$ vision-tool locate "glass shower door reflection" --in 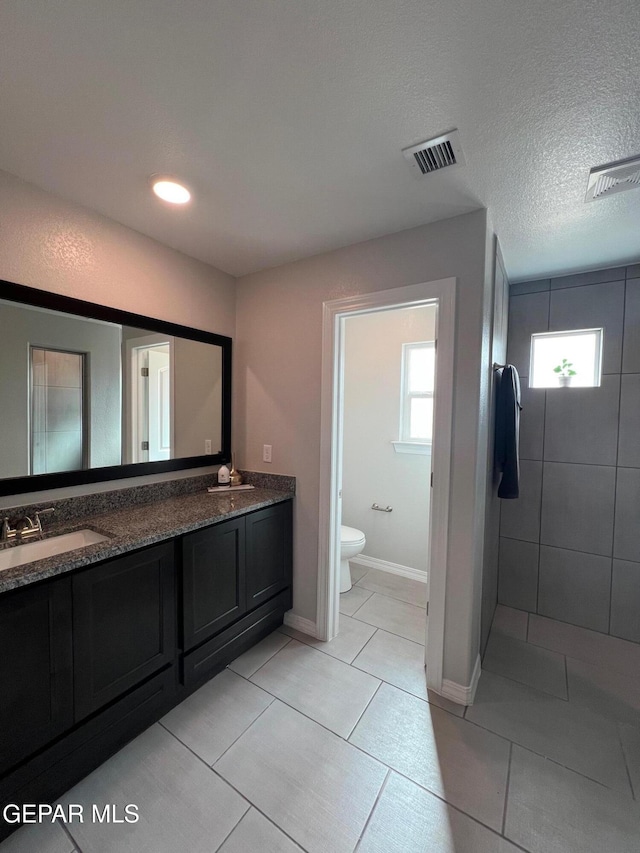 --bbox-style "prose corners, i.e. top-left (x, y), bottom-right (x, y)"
top-left (31, 347), bottom-right (87, 474)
